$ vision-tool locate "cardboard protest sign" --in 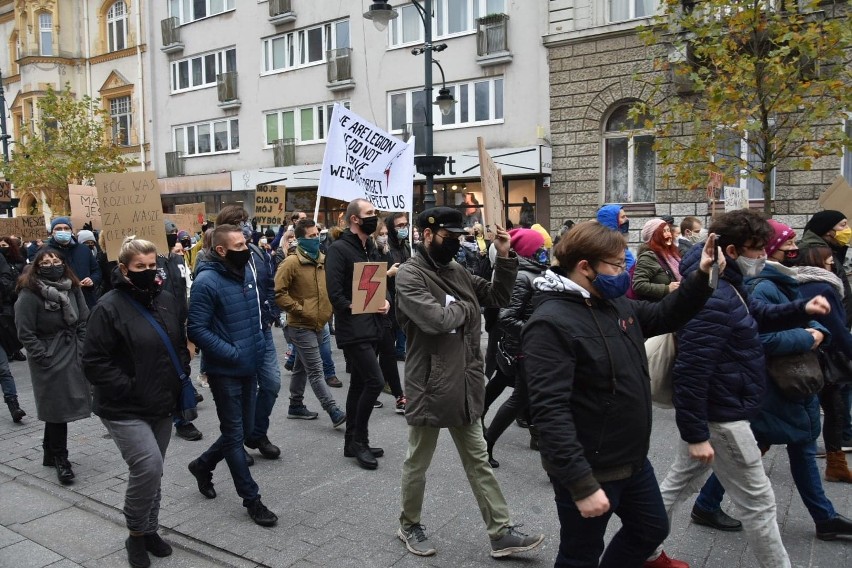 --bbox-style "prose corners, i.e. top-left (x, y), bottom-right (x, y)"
top-left (94, 171), bottom-right (168, 260)
top-left (818, 176), bottom-right (852, 221)
top-left (478, 137), bottom-right (505, 228)
top-left (0, 181), bottom-right (12, 203)
top-left (351, 262), bottom-right (387, 315)
top-left (0, 215), bottom-right (49, 240)
top-left (723, 186), bottom-right (749, 212)
top-left (175, 202), bottom-right (206, 232)
top-left (254, 184), bottom-right (287, 225)
top-left (164, 214), bottom-right (197, 235)
top-left (318, 104), bottom-right (414, 212)
top-left (68, 184), bottom-right (102, 230)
